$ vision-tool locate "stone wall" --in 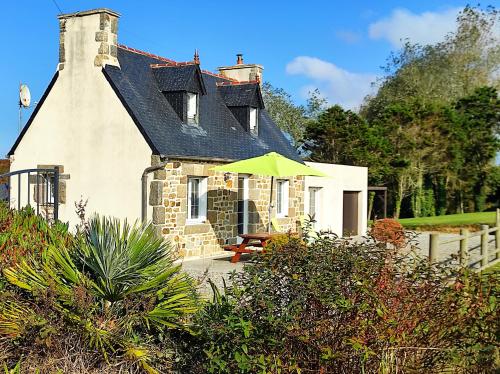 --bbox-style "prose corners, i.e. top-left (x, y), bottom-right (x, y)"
top-left (149, 158), bottom-right (304, 258)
